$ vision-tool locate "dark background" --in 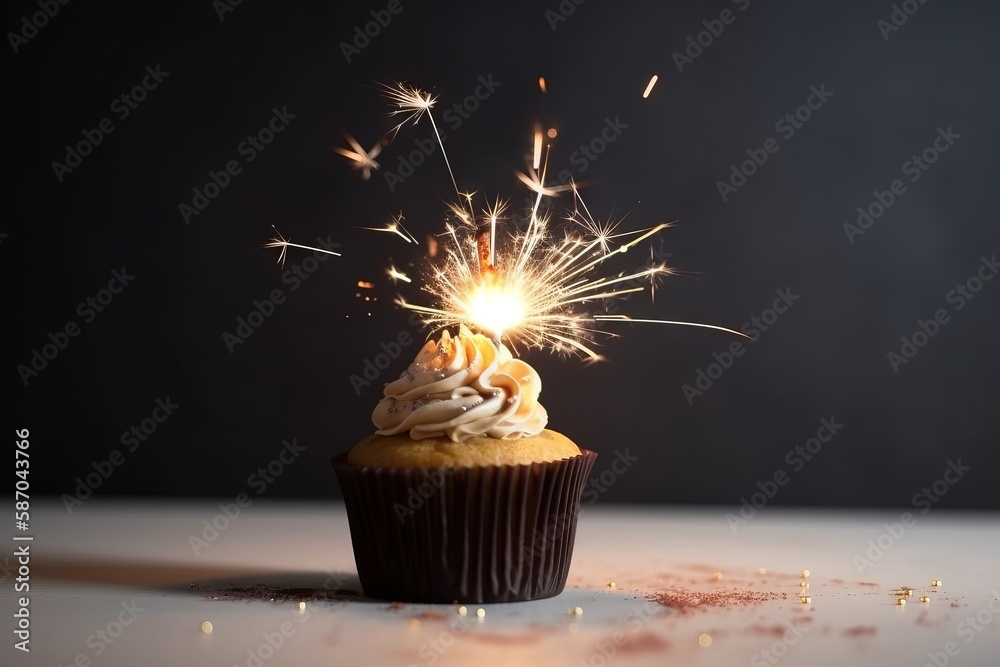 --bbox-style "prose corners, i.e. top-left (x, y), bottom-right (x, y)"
top-left (5, 0), bottom-right (998, 509)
